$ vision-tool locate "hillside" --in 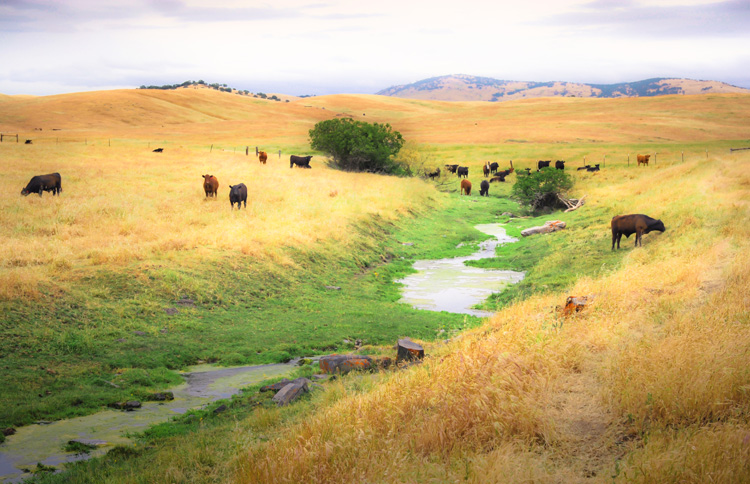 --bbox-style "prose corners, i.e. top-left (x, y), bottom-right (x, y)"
top-left (1, 88), bottom-right (750, 483)
top-left (377, 74), bottom-right (750, 102)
